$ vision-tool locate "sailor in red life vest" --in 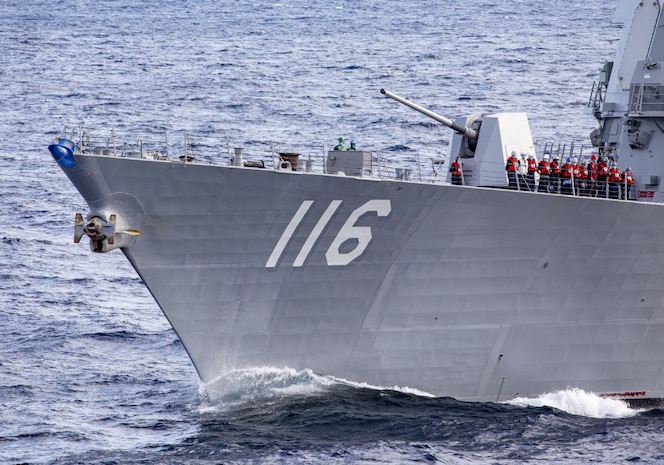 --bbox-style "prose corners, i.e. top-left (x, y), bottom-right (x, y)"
top-left (449, 157), bottom-right (463, 185)
top-left (622, 166), bottom-right (635, 200)
top-left (549, 156), bottom-right (561, 193)
top-left (578, 160), bottom-right (589, 196)
top-left (537, 153), bottom-right (552, 192)
top-left (596, 156), bottom-right (610, 198)
top-left (561, 157), bottom-right (574, 195)
top-left (570, 157), bottom-right (584, 195)
top-left (505, 151), bottom-right (520, 189)
top-left (608, 161), bottom-right (622, 199)
top-left (586, 154), bottom-right (598, 197)
top-left (526, 153), bottom-right (538, 191)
